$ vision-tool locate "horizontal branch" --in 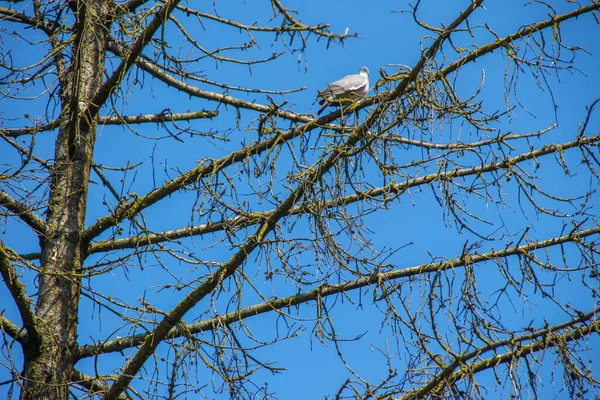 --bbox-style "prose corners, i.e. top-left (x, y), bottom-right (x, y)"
top-left (1, 110), bottom-right (217, 138)
top-left (0, 190), bottom-right (46, 235)
top-left (76, 223), bottom-right (600, 359)
top-left (99, 109), bottom-right (218, 125)
top-left (381, 123), bottom-right (557, 150)
top-left (87, 219), bottom-right (233, 254)
top-left (0, 120), bottom-right (60, 138)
